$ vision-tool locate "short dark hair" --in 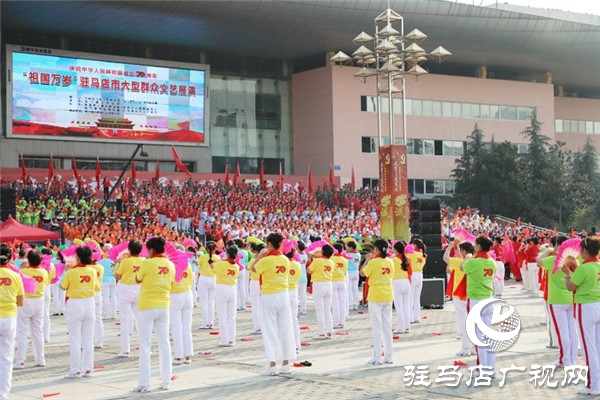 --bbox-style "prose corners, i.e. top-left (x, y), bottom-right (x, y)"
top-left (146, 237), bottom-right (166, 254)
top-left (266, 232), bottom-right (284, 250)
top-left (458, 242), bottom-right (475, 254)
top-left (128, 240), bottom-right (143, 256)
top-left (346, 241), bottom-right (356, 250)
top-left (27, 250), bottom-right (43, 267)
top-left (321, 244), bottom-right (334, 258)
top-left (297, 241), bottom-right (306, 251)
top-left (475, 235), bottom-right (494, 252)
top-left (581, 236), bottom-right (600, 257)
top-left (333, 243), bottom-right (344, 253)
top-left (0, 244), bottom-right (12, 265)
top-left (76, 246), bottom-right (93, 265)
top-left (226, 245), bottom-right (238, 261)
top-left (374, 239), bottom-right (389, 258)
